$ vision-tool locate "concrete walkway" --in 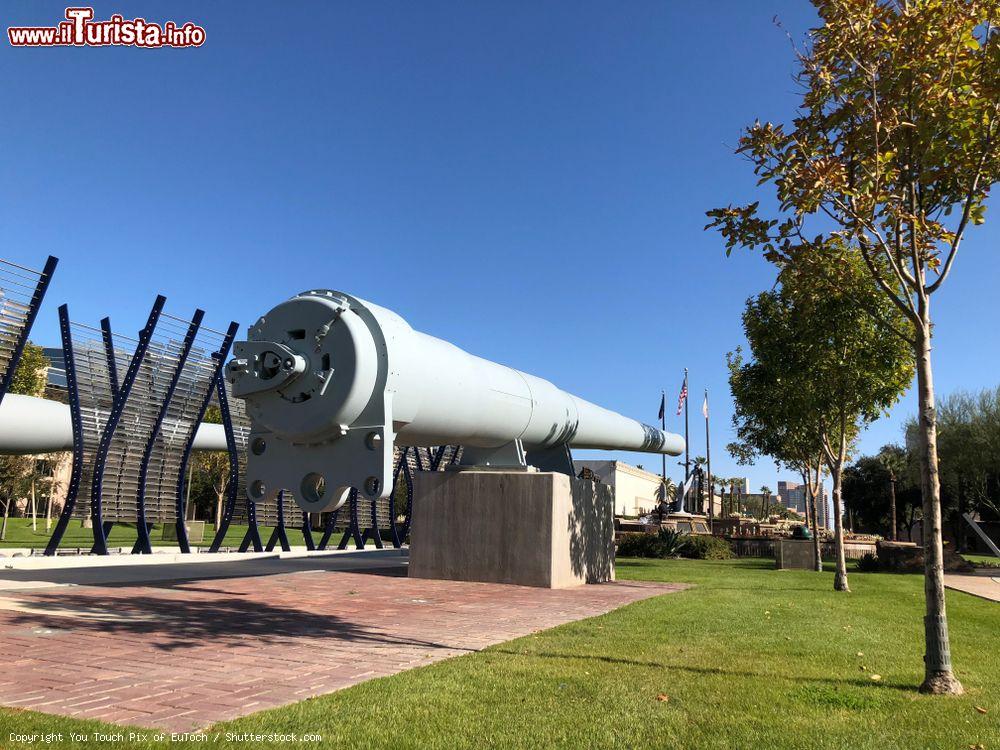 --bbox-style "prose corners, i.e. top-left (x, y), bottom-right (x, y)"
top-left (944, 572), bottom-right (1000, 602)
top-left (0, 550), bottom-right (686, 731)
